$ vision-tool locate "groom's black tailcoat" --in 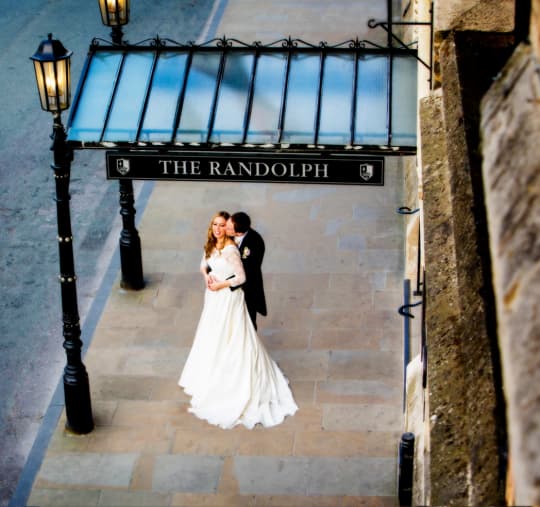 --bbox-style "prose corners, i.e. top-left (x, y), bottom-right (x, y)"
top-left (235, 228), bottom-right (267, 322)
